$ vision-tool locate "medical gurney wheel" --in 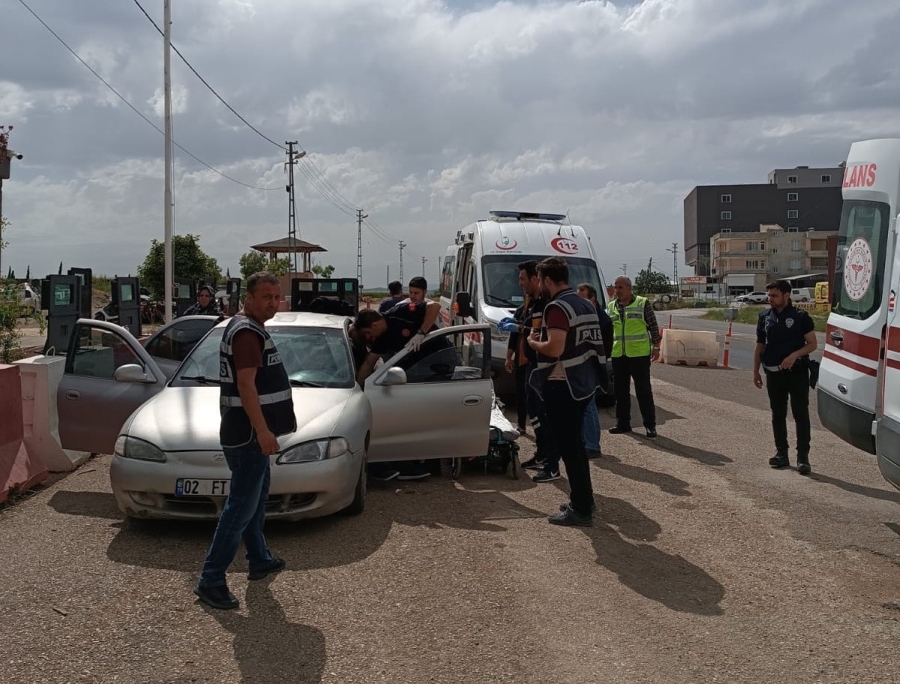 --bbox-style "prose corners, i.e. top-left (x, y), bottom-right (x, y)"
top-left (441, 458), bottom-right (464, 480)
